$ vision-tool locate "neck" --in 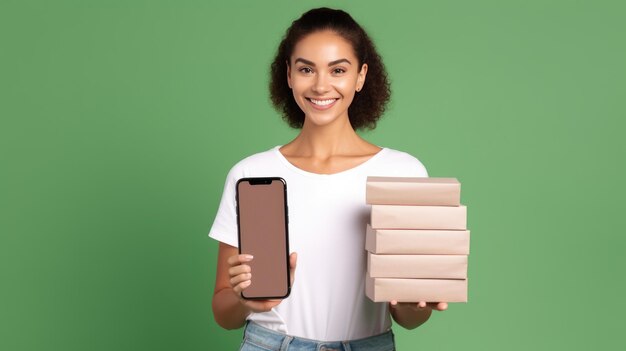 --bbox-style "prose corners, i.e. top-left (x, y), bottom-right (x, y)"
top-left (287, 116), bottom-right (364, 158)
